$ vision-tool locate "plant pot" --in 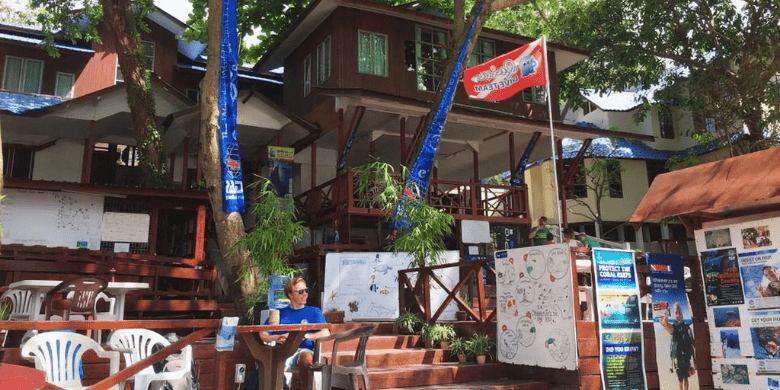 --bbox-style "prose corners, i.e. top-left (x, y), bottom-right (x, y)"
top-left (455, 311), bottom-right (469, 321)
top-left (457, 353), bottom-right (467, 364)
top-left (324, 310), bottom-right (345, 323)
top-left (476, 355), bottom-right (486, 364)
top-left (440, 341), bottom-right (449, 349)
